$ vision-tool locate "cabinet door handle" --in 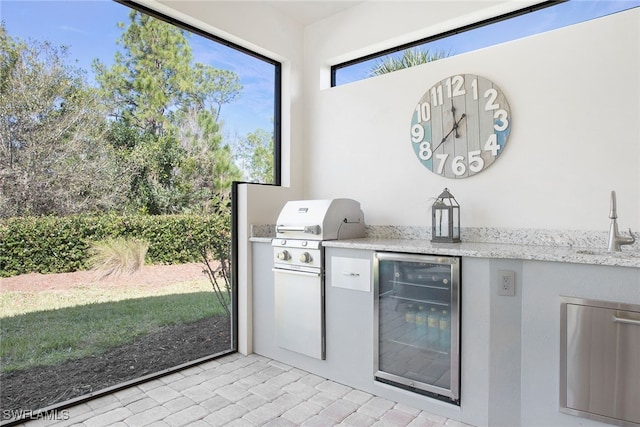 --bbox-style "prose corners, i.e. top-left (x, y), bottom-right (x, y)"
top-left (343, 272), bottom-right (360, 277)
top-left (613, 315), bottom-right (640, 326)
